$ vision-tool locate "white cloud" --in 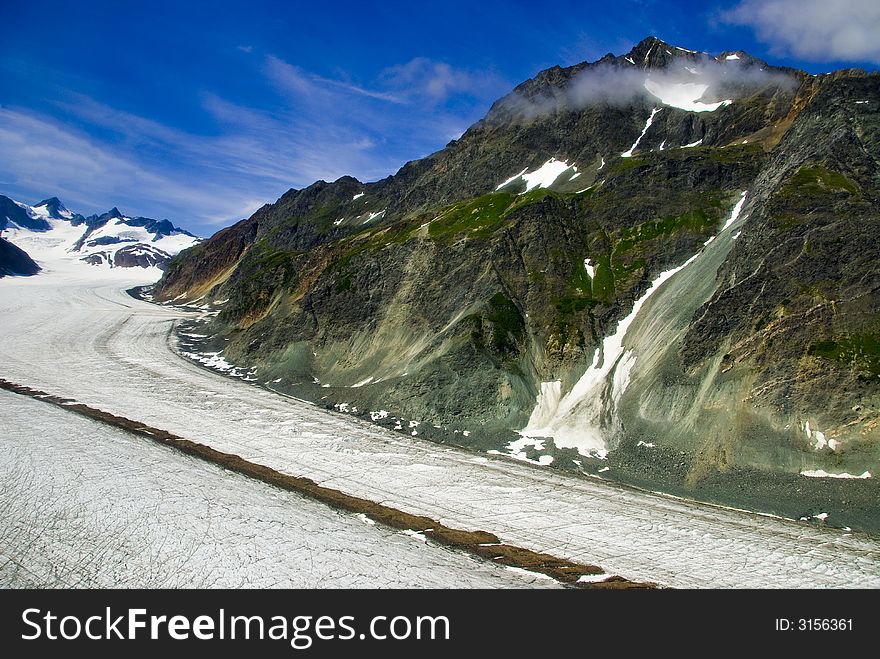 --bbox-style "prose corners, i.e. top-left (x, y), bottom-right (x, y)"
top-left (493, 58), bottom-right (795, 121)
top-left (264, 55), bottom-right (404, 104)
top-left (722, 0), bottom-right (880, 64)
top-left (1, 54), bottom-right (510, 236)
top-left (380, 57), bottom-right (509, 105)
top-left (0, 108), bottom-right (231, 218)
